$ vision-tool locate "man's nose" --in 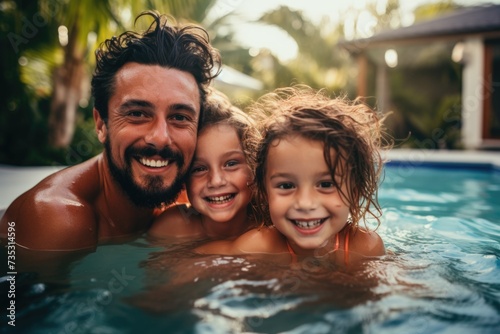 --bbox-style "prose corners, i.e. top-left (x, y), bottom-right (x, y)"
top-left (145, 118), bottom-right (172, 148)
